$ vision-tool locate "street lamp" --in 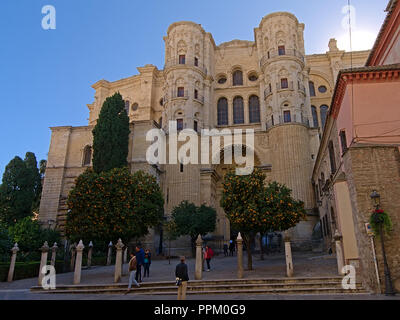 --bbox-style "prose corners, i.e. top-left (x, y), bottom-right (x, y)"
top-left (370, 190), bottom-right (396, 296)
